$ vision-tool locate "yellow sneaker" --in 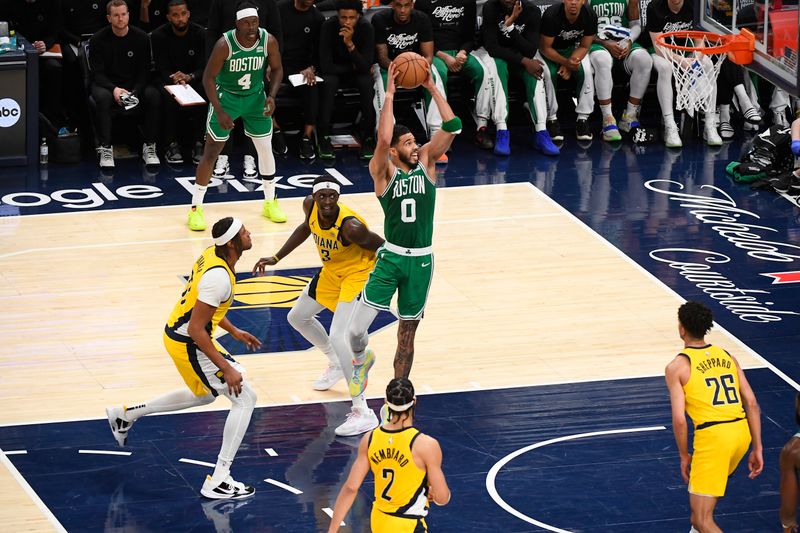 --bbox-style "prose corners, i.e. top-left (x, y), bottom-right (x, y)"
top-left (188, 206), bottom-right (206, 231)
top-left (262, 198), bottom-right (287, 223)
top-left (349, 348), bottom-right (375, 397)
